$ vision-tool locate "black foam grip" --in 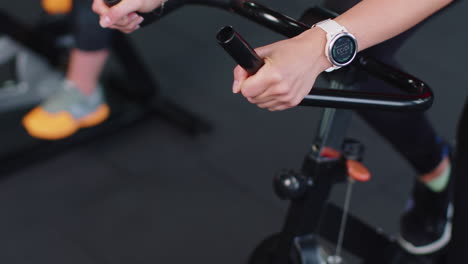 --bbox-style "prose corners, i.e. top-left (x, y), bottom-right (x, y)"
top-left (216, 26), bottom-right (264, 75)
top-left (103, 0), bottom-right (121, 6)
